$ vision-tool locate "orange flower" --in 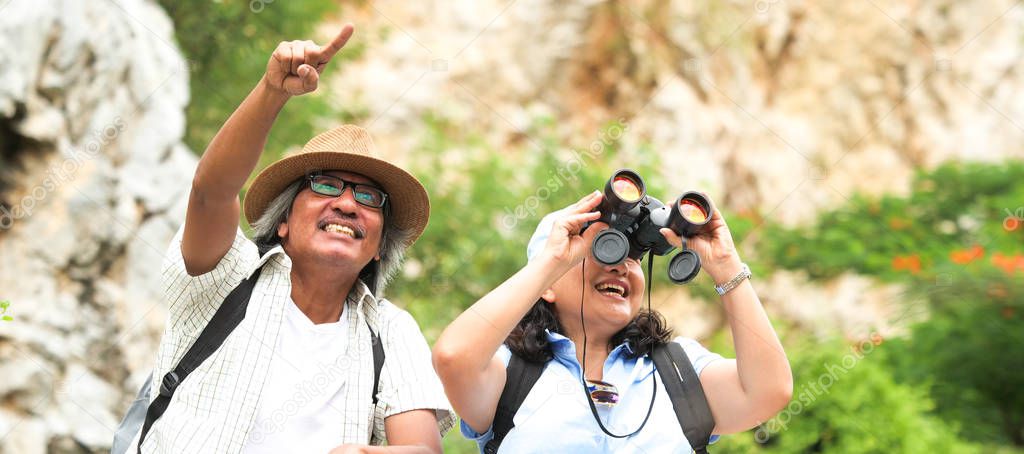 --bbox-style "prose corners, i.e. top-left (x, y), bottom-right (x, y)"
top-left (991, 253), bottom-right (1024, 274)
top-left (892, 255), bottom-right (922, 274)
top-left (950, 245), bottom-right (985, 265)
